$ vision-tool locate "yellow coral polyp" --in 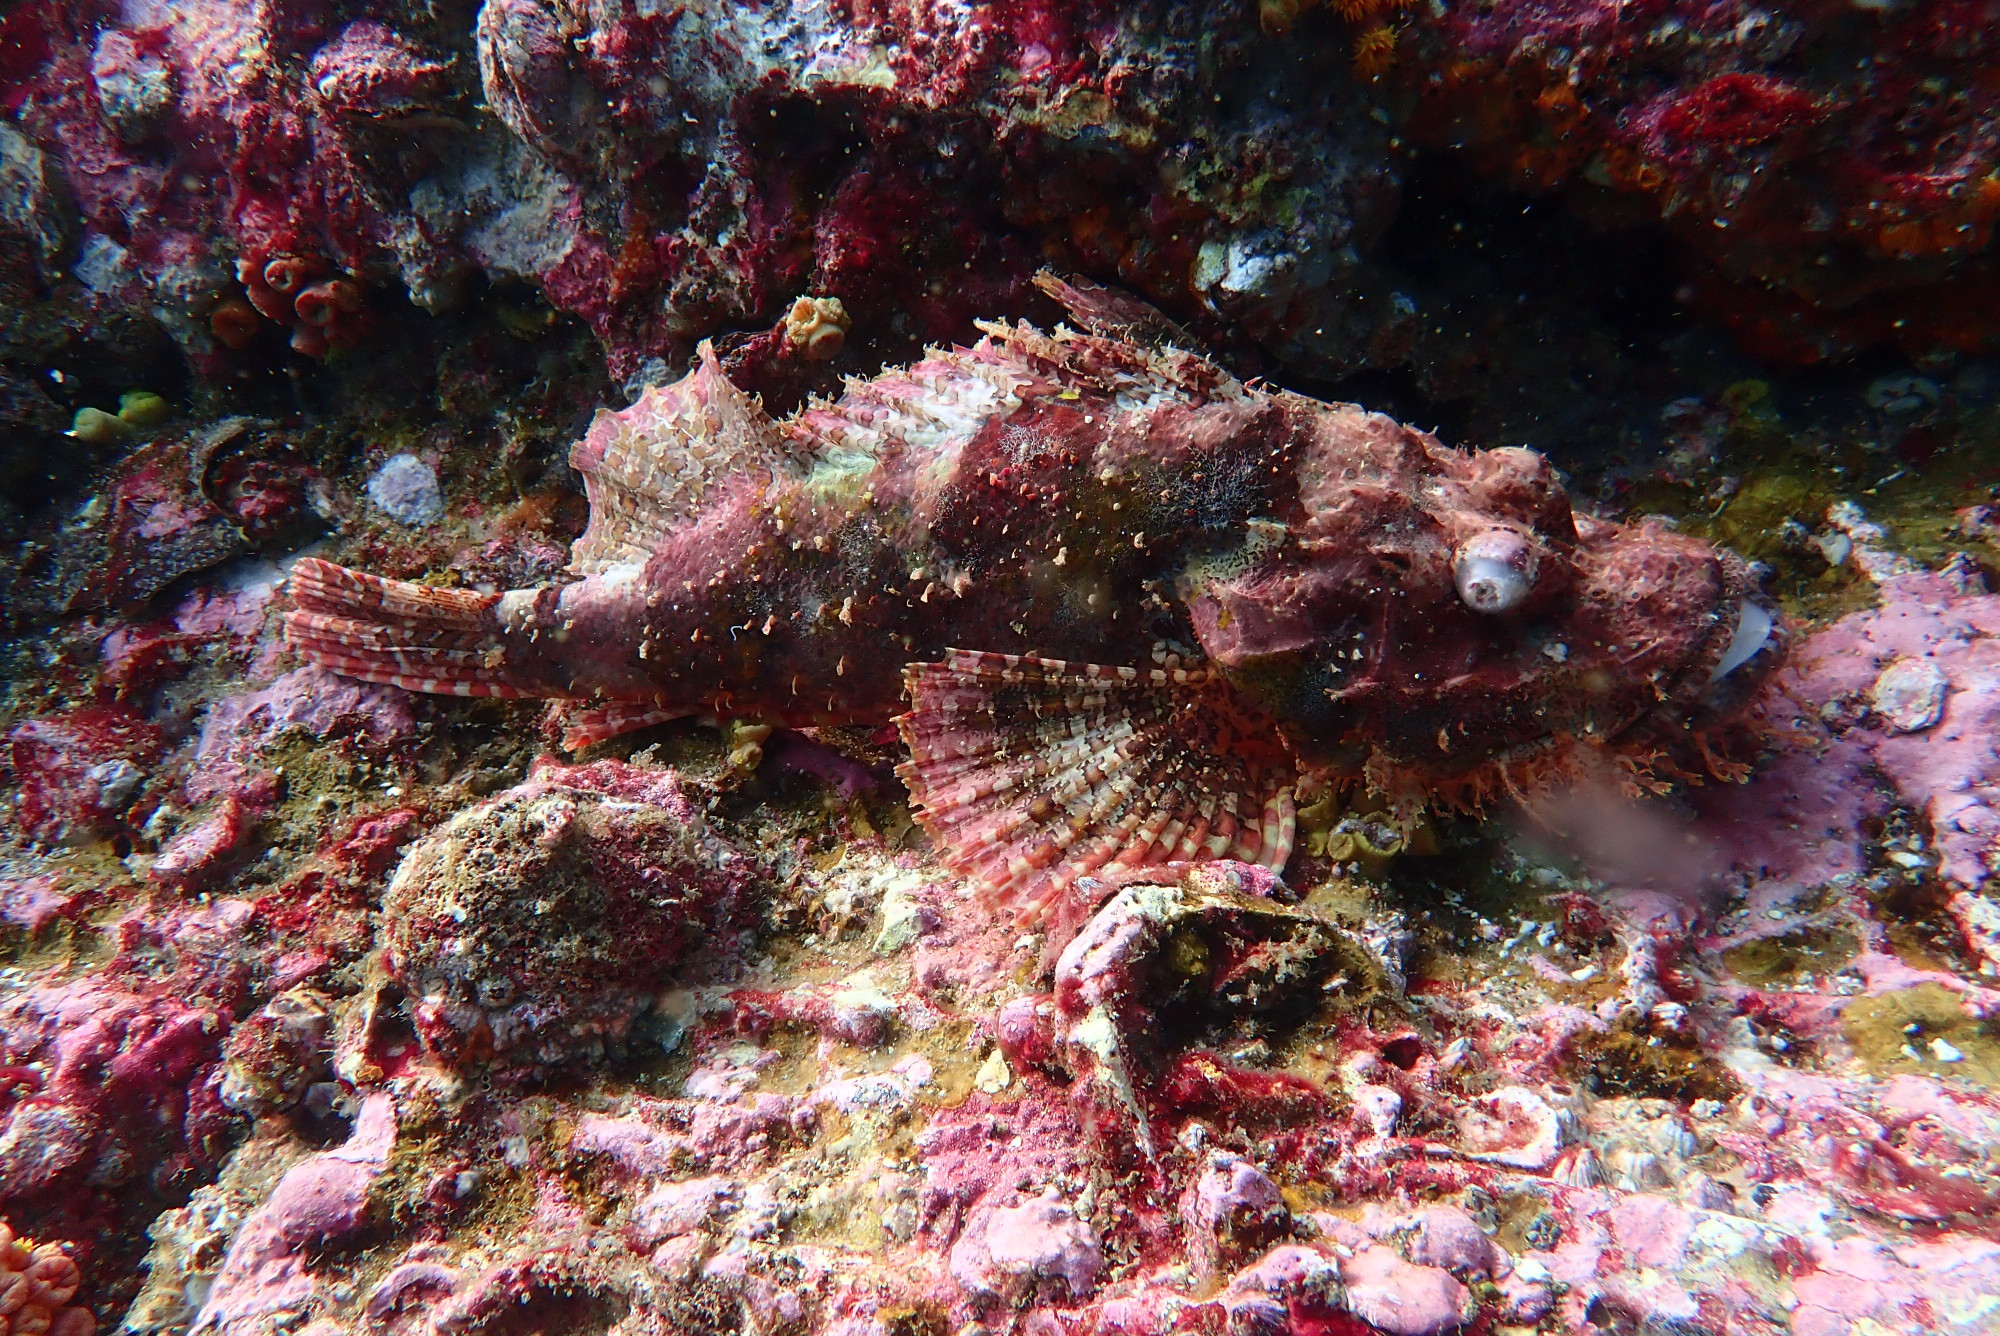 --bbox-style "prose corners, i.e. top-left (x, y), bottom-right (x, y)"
top-left (783, 295), bottom-right (851, 361)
